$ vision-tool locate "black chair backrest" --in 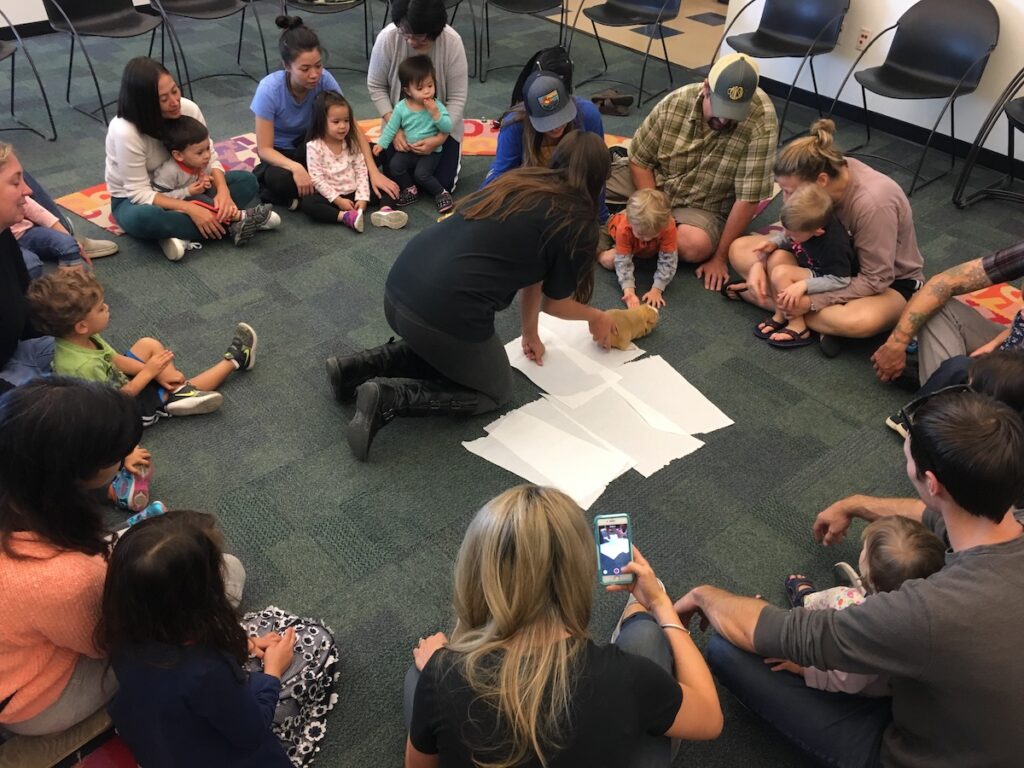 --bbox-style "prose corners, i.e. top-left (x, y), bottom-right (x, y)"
top-left (888, 0), bottom-right (999, 85)
top-left (43, 0), bottom-right (137, 26)
top-left (509, 45), bottom-right (573, 108)
top-left (758, 0), bottom-right (849, 44)
top-left (607, 0), bottom-right (682, 18)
